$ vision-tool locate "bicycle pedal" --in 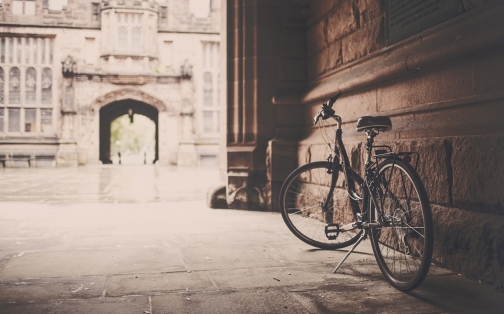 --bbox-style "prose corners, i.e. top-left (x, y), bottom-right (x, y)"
top-left (325, 223), bottom-right (340, 240)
